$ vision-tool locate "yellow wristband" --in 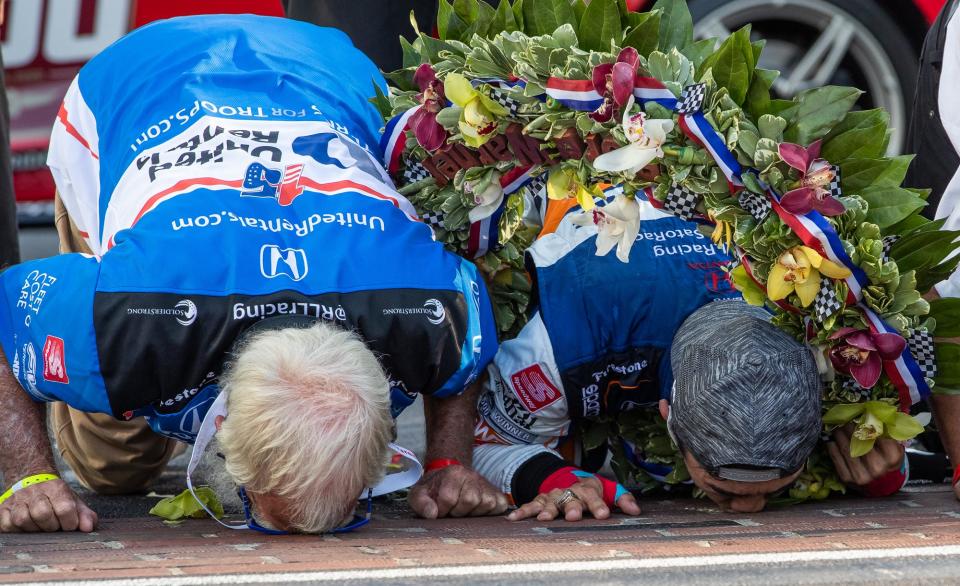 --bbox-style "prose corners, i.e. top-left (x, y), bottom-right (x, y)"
top-left (0, 473), bottom-right (59, 506)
